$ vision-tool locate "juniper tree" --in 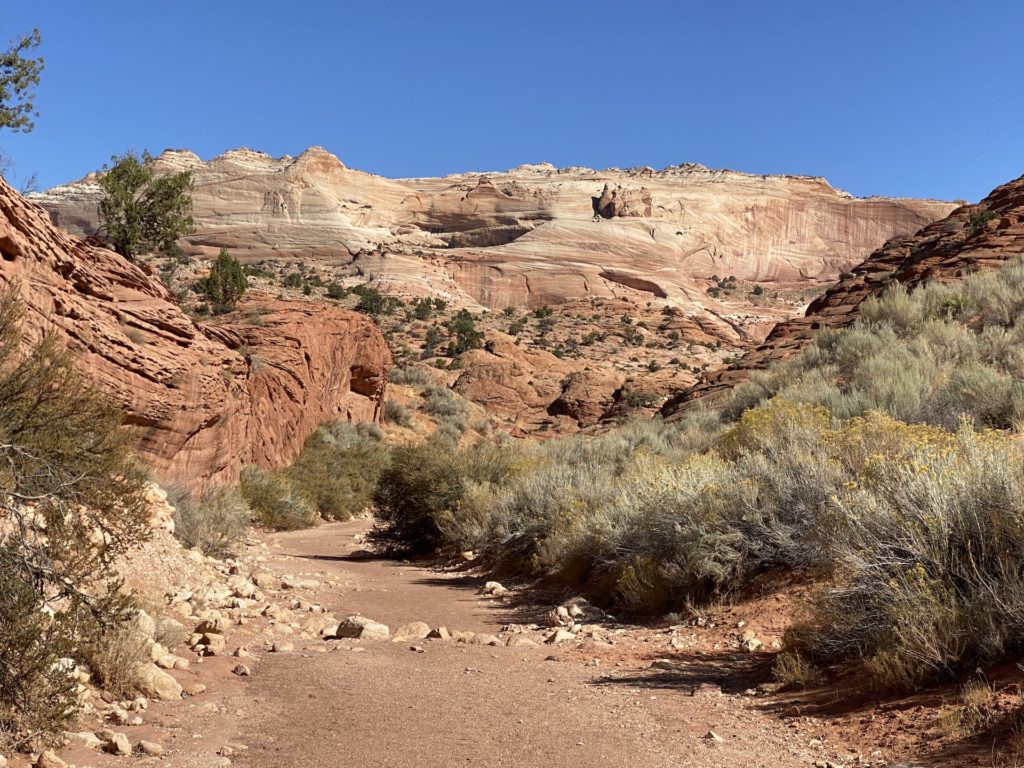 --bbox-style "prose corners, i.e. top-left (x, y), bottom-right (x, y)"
top-left (98, 151), bottom-right (194, 260)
